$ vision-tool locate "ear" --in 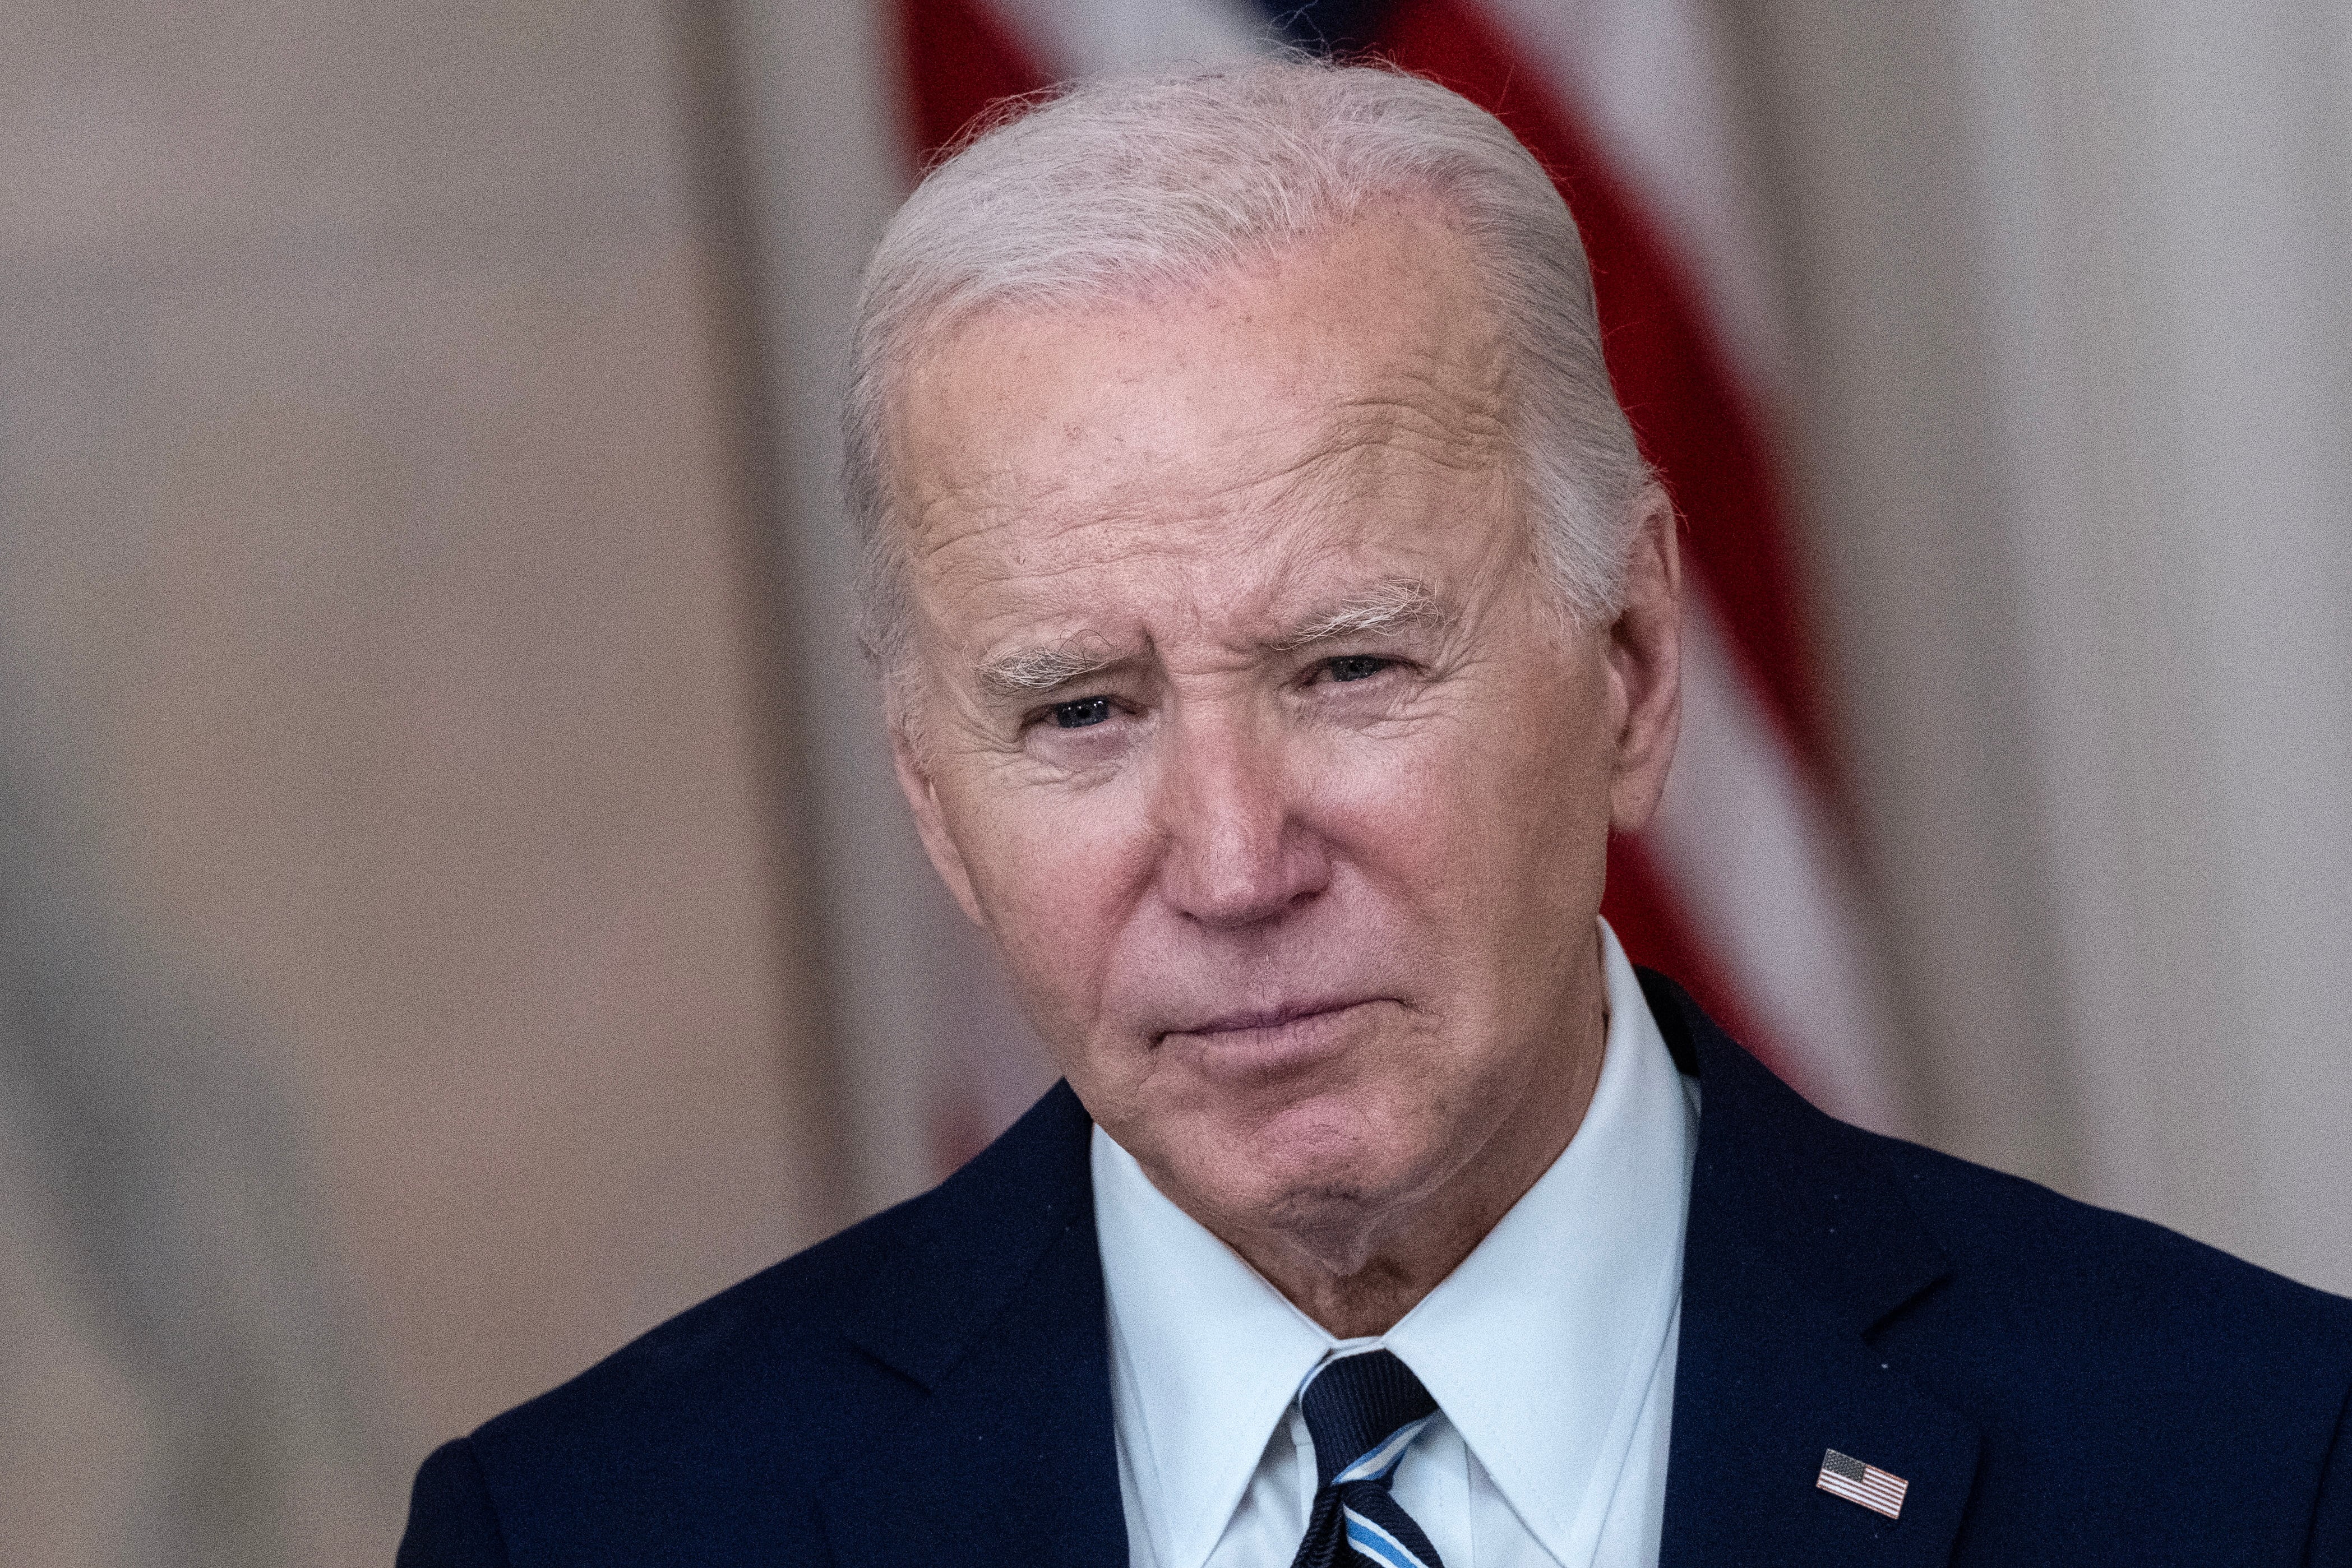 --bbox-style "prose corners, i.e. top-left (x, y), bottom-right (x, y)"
top-left (1605, 483), bottom-right (1684, 834)
top-left (888, 700), bottom-right (990, 929)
